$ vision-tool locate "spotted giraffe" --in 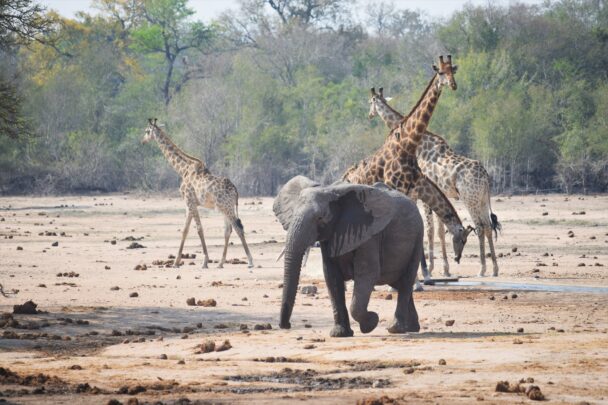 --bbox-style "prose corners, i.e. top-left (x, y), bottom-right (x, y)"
top-left (368, 87), bottom-right (501, 276)
top-left (142, 118), bottom-right (254, 269)
top-left (343, 56), bottom-right (473, 284)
